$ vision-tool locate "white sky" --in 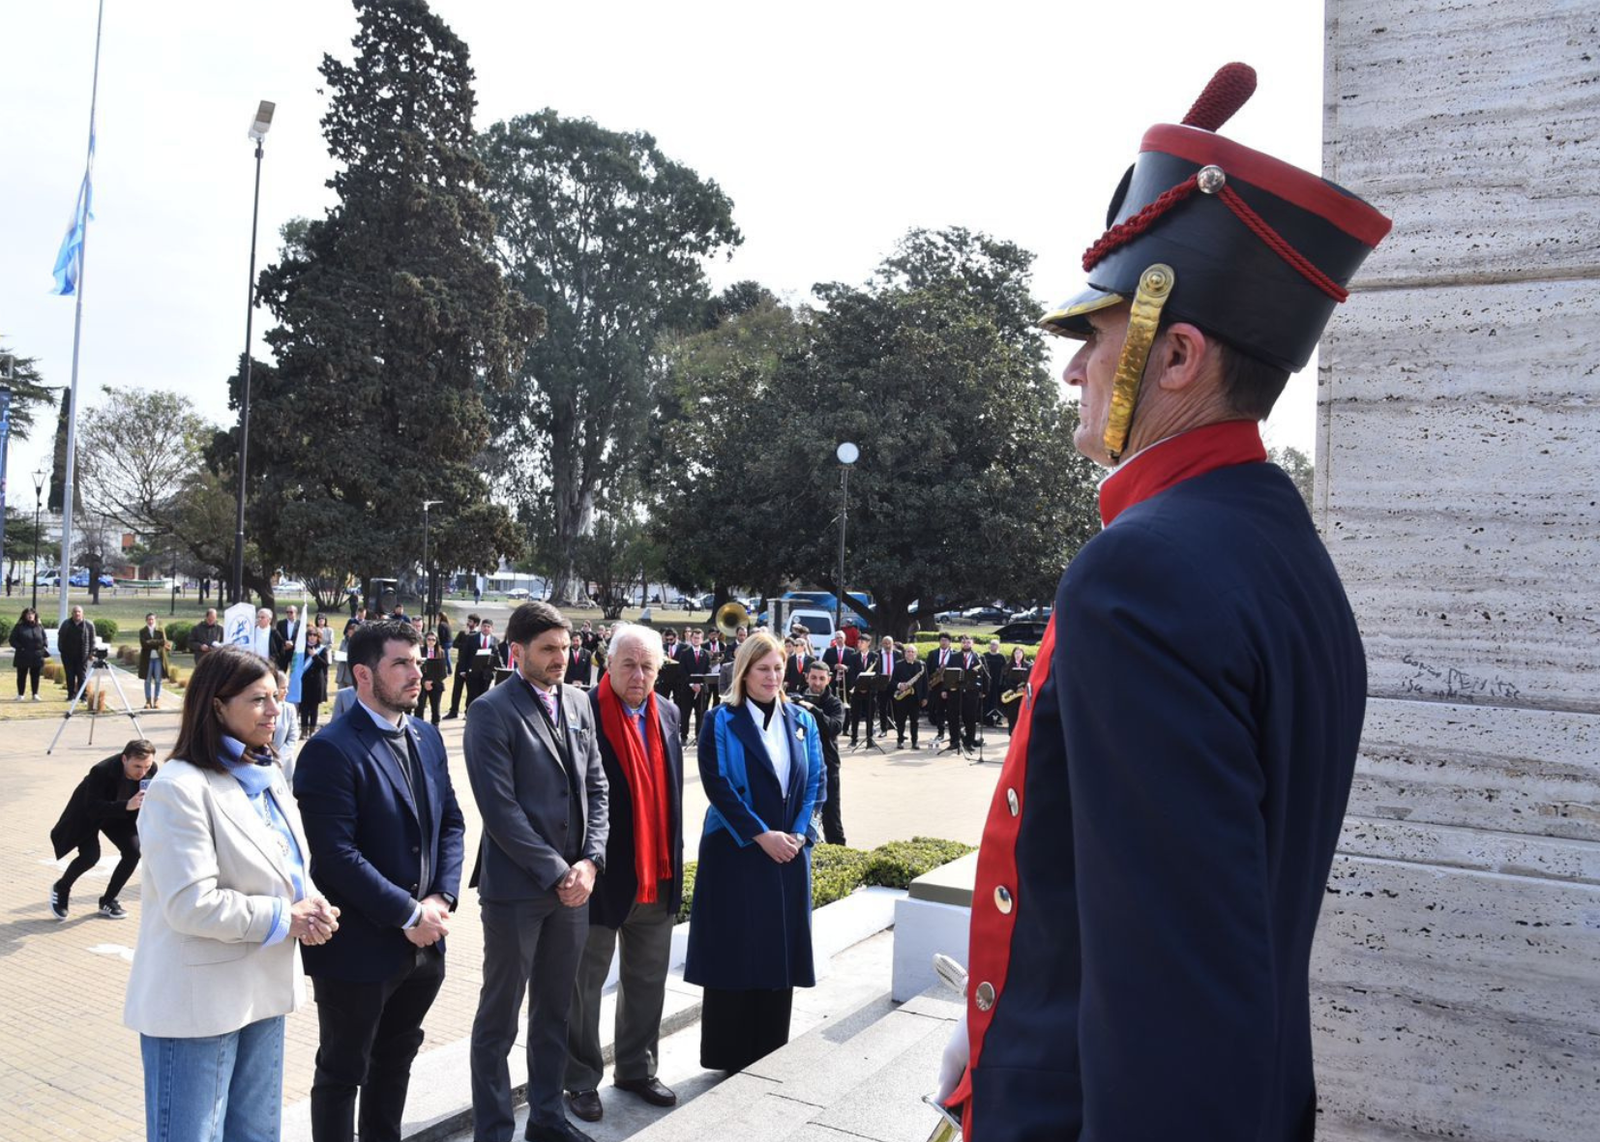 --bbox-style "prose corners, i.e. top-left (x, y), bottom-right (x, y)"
top-left (1, 0), bottom-right (1327, 504)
